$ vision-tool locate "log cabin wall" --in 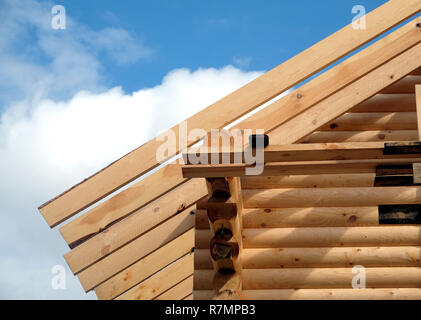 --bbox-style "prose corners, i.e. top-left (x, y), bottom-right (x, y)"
top-left (194, 74), bottom-right (421, 299)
